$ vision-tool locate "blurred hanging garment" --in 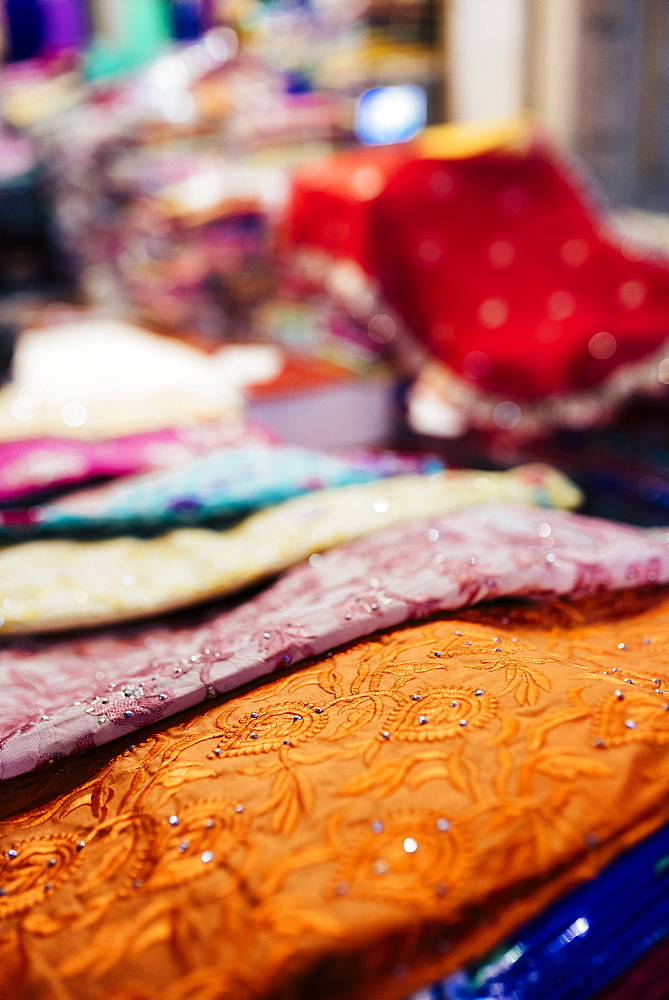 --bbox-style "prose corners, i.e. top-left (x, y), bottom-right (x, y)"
top-left (287, 120), bottom-right (669, 438)
top-left (3, 585), bottom-right (669, 1000)
top-left (83, 0), bottom-right (172, 80)
top-left (170, 0), bottom-right (213, 41)
top-left (37, 0), bottom-right (89, 56)
top-left (5, 498), bottom-right (669, 779)
top-left (5, 0), bottom-right (43, 61)
top-left (0, 464), bottom-right (581, 634)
